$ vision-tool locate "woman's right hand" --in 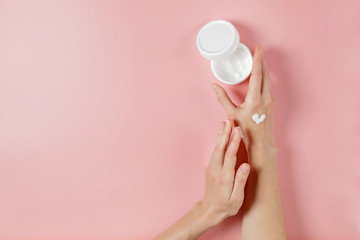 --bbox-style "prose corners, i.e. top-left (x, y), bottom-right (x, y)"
top-left (155, 120), bottom-right (250, 240)
top-left (211, 45), bottom-right (276, 154)
top-left (199, 120), bottom-right (250, 225)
